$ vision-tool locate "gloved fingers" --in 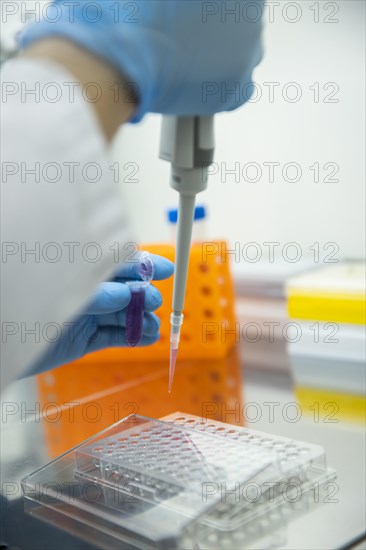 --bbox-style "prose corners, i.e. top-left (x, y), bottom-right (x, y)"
top-left (84, 281), bottom-right (162, 316)
top-left (84, 282), bottom-right (131, 314)
top-left (87, 327), bottom-right (160, 353)
top-left (96, 311), bottom-right (161, 337)
top-left (113, 253), bottom-right (174, 281)
top-left (143, 285), bottom-right (162, 312)
top-left (142, 312), bottom-right (161, 336)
